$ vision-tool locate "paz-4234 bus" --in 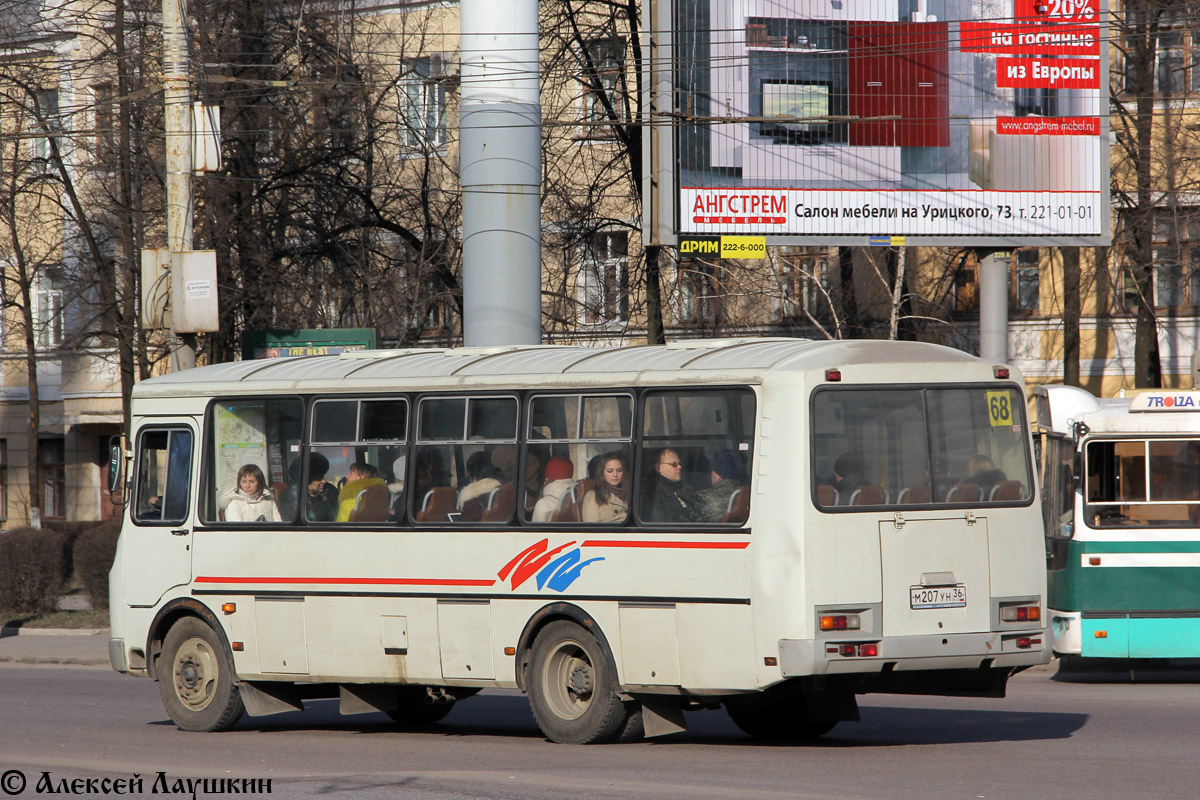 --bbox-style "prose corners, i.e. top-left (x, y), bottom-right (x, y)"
top-left (108, 339), bottom-right (1049, 743)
